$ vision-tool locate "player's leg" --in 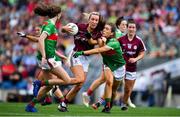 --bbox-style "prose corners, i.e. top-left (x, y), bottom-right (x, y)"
top-left (82, 71), bottom-right (106, 107)
top-left (65, 65), bottom-right (86, 102)
top-left (33, 58), bottom-right (83, 97)
top-left (111, 79), bottom-right (123, 108)
top-left (101, 69), bottom-right (114, 113)
top-left (33, 65), bottom-right (82, 97)
top-left (111, 65), bottom-right (126, 109)
top-left (26, 70), bottom-right (54, 112)
top-left (39, 72), bottom-right (55, 106)
top-left (64, 55), bottom-right (90, 106)
top-left (122, 79), bottom-right (135, 110)
top-left (113, 79), bottom-right (124, 106)
top-left (25, 86), bottom-right (52, 112)
top-left (54, 87), bottom-right (68, 112)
